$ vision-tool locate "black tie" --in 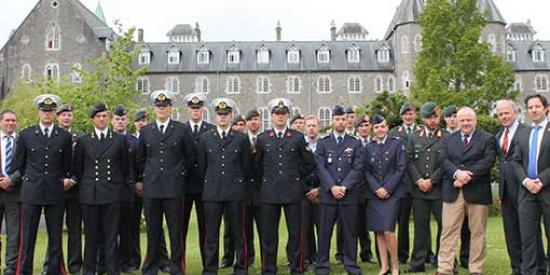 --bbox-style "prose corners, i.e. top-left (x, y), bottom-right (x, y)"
top-left (463, 134), bottom-right (470, 146)
top-left (222, 131), bottom-right (227, 139)
top-left (193, 124), bottom-right (198, 134)
top-left (277, 132), bottom-right (283, 139)
top-left (428, 132), bottom-right (433, 138)
top-left (100, 133), bottom-right (105, 141)
top-left (160, 125), bottom-right (165, 134)
top-left (251, 136), bottom-right (257, 147)
top-left (44, 127), bottom-right (49, 138)
top-left (337, 136), bottom-right (343, 144)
